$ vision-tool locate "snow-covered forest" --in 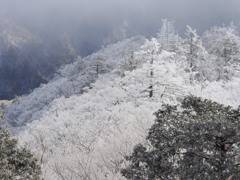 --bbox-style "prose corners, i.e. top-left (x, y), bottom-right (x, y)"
top-left (1, 20), bottom-right (240, 179)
